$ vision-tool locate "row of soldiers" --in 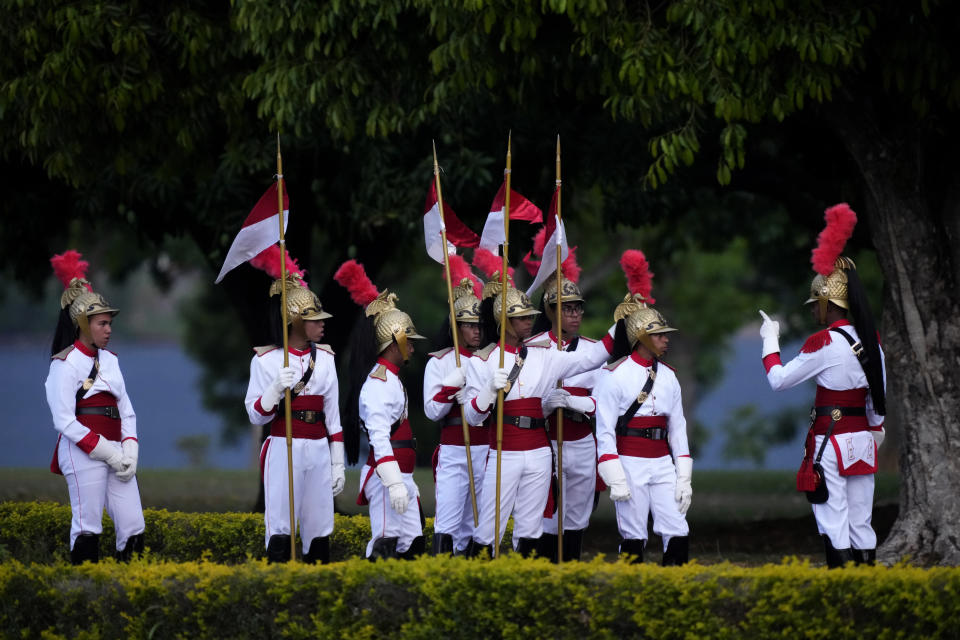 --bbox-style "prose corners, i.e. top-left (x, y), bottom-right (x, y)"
top-left (44, 203), bottom-right (886, 568)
